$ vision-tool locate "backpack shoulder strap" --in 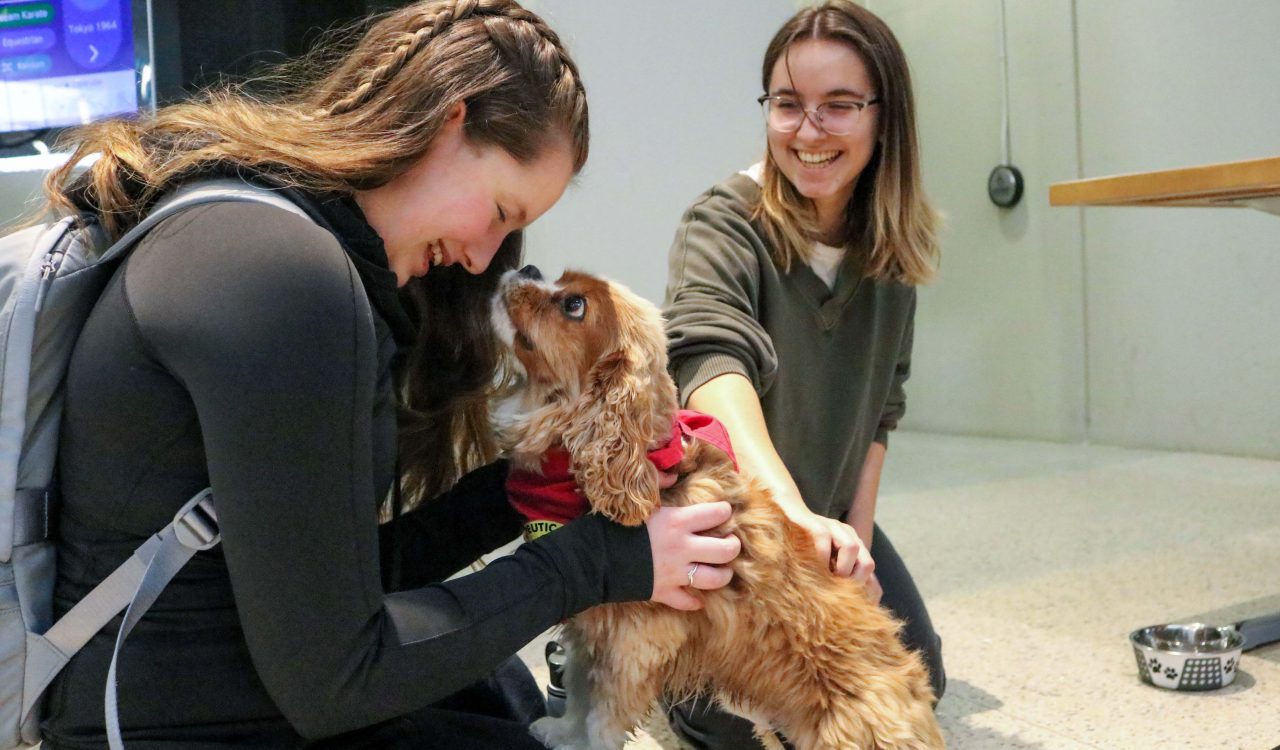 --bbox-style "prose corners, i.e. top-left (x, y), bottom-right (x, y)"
top-left (99, 179), bottom-right (312, 265)
top-left (20, 181), bottom-right (314, 747)
top-left (104, 492), bottom-right (219, 750)
top-left (21, 492), bottom-right (219, 740)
